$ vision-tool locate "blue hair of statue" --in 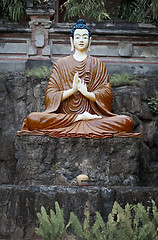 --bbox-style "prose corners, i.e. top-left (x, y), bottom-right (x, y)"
top-left (71, 19), bottom-right (91, 39)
